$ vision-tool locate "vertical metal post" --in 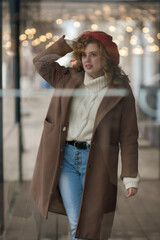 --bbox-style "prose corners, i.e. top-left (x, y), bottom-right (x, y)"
top-left (0, 0), bottom-right (4, 235)
top-left (9, 0), bottom-right (23, 182)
